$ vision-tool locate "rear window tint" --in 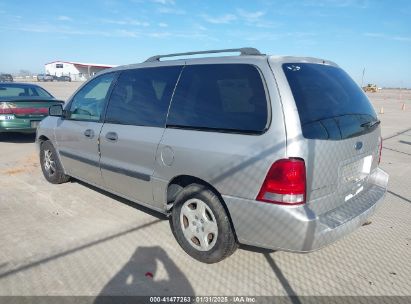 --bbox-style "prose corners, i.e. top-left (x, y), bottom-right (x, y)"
top-left (105, 66), bottom-right (182, 127)
top-left (167, 64), bottom-right (268, 134)
top-left (0, 85), bottom-right (52, 98)
top-left (283, 63), bottom-right (378, 140)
